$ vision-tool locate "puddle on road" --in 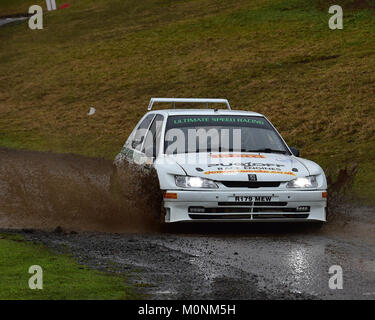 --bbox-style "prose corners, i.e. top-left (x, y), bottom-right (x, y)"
top-left (0, 148), bottom-right (162, 233)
